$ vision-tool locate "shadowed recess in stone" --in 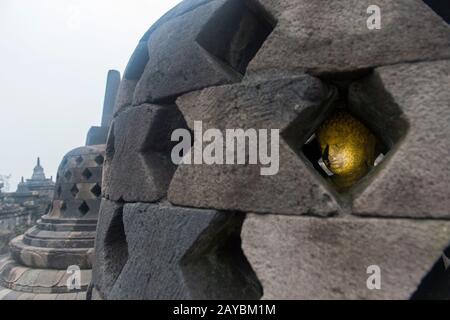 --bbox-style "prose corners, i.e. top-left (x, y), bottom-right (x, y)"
top-left (78, 201), bottom-right (90, 216)
top-left (104, 204), bottom-right (262, 299)
top-left (180, 212), bottom-right (262, 300)
top-left (70, 184), bottom-right (79, 198)
top-left (105, 123), bottom-right (115, 162)
top-left (103, 205), bottom-right (128, 295)
top-left (423, 0), bottom-right (450, 24)
top-left (90, 184), bottom-right (102, 198)
top-left (285, 71), bottom-right (408, 198)
top-left (103, 105), bottom-right (190, 203)
top-left (95, 155), bottom-right (105, 166)
top-left (56, 185), bottom-right (62, 198)
top-left (127, 0), bottom-right (278, 106)
top-left (411, 244), bottom-right (450, 300)
top-left (196, 0), bottom-right (275, 75)
top-left (139, 106), bottom-right (189, 191)
top-left (82, 168), bottom-right (93, 180)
